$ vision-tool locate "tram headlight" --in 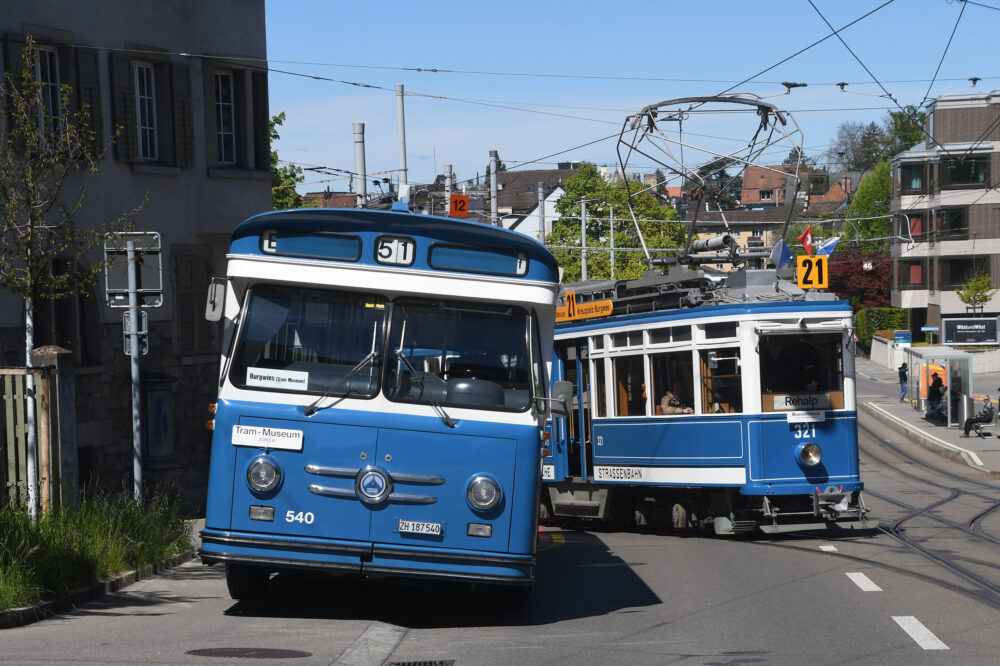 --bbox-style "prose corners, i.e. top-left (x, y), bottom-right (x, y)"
top-left (247, 456), bottom-right (282, 493)
top-left (466, 475), bottom-right (502, 511)
top-left (797, 442), bottom-right (823, 467)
